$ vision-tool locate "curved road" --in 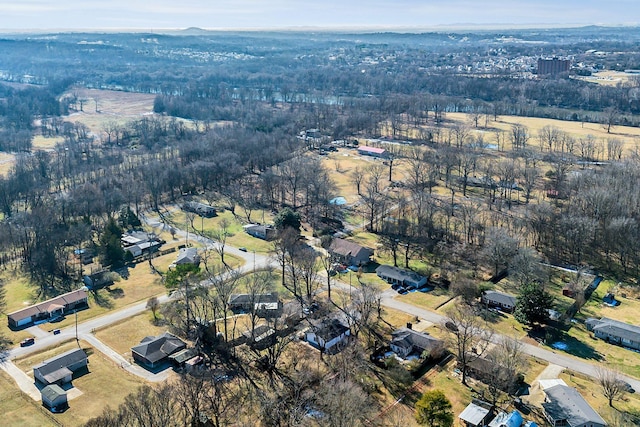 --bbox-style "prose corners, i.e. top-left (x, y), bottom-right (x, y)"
top-left (3, 207), bottom-right (639, 400)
